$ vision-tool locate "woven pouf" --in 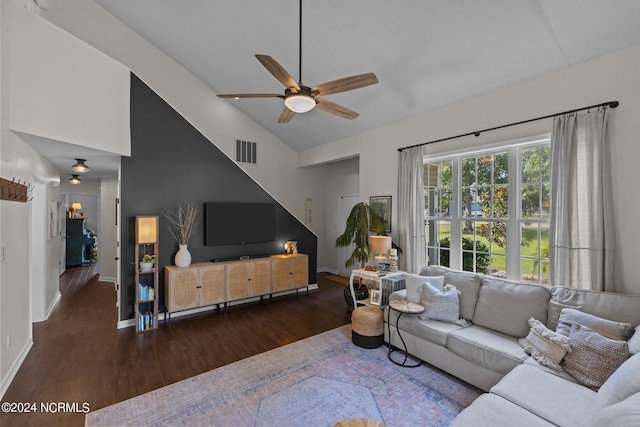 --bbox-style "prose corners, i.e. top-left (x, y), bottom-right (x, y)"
top-left (351, 306), bottom-right (384, 349)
